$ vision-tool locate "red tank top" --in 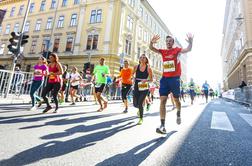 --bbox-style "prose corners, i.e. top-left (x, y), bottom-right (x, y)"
top-left (48, 63), bottom-right (61, 83)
